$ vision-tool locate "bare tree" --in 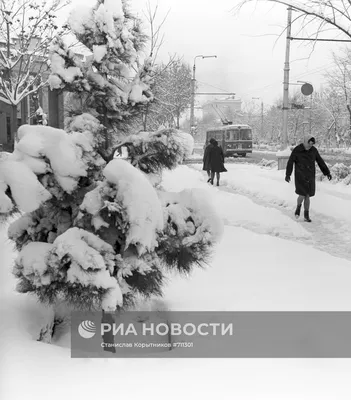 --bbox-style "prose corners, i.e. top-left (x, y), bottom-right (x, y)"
top-left (322, 49), bottom-right (351, 144)
top-left (236, 1), bottom-right (351, 41)
top-left (0, 0), bottom-right (69, 143)
top-left (317, 86), bottom-right (349, 147)
top-left (143, 0), bottom-right (170, 64)
top-left (144, 58), bottom-right (192, 130)
top-left (138, 1), bottom-right (182, 131)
